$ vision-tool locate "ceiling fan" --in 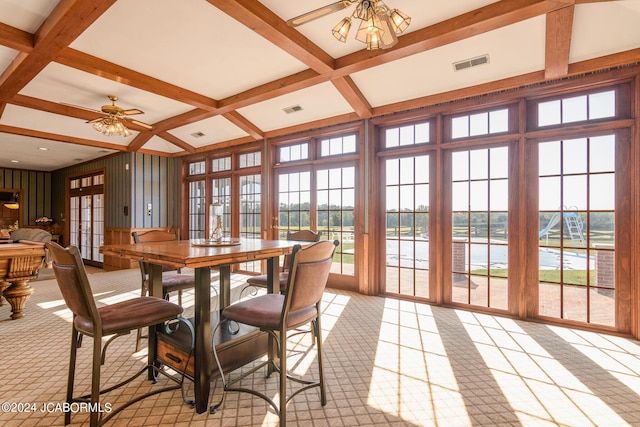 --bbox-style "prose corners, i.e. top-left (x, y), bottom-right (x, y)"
top-left (287, 0), bottom-right (411, 50)
top-left (286, 1), bottom-right (356, 27)
top-left (63, 95), bottom-right (154, 136)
